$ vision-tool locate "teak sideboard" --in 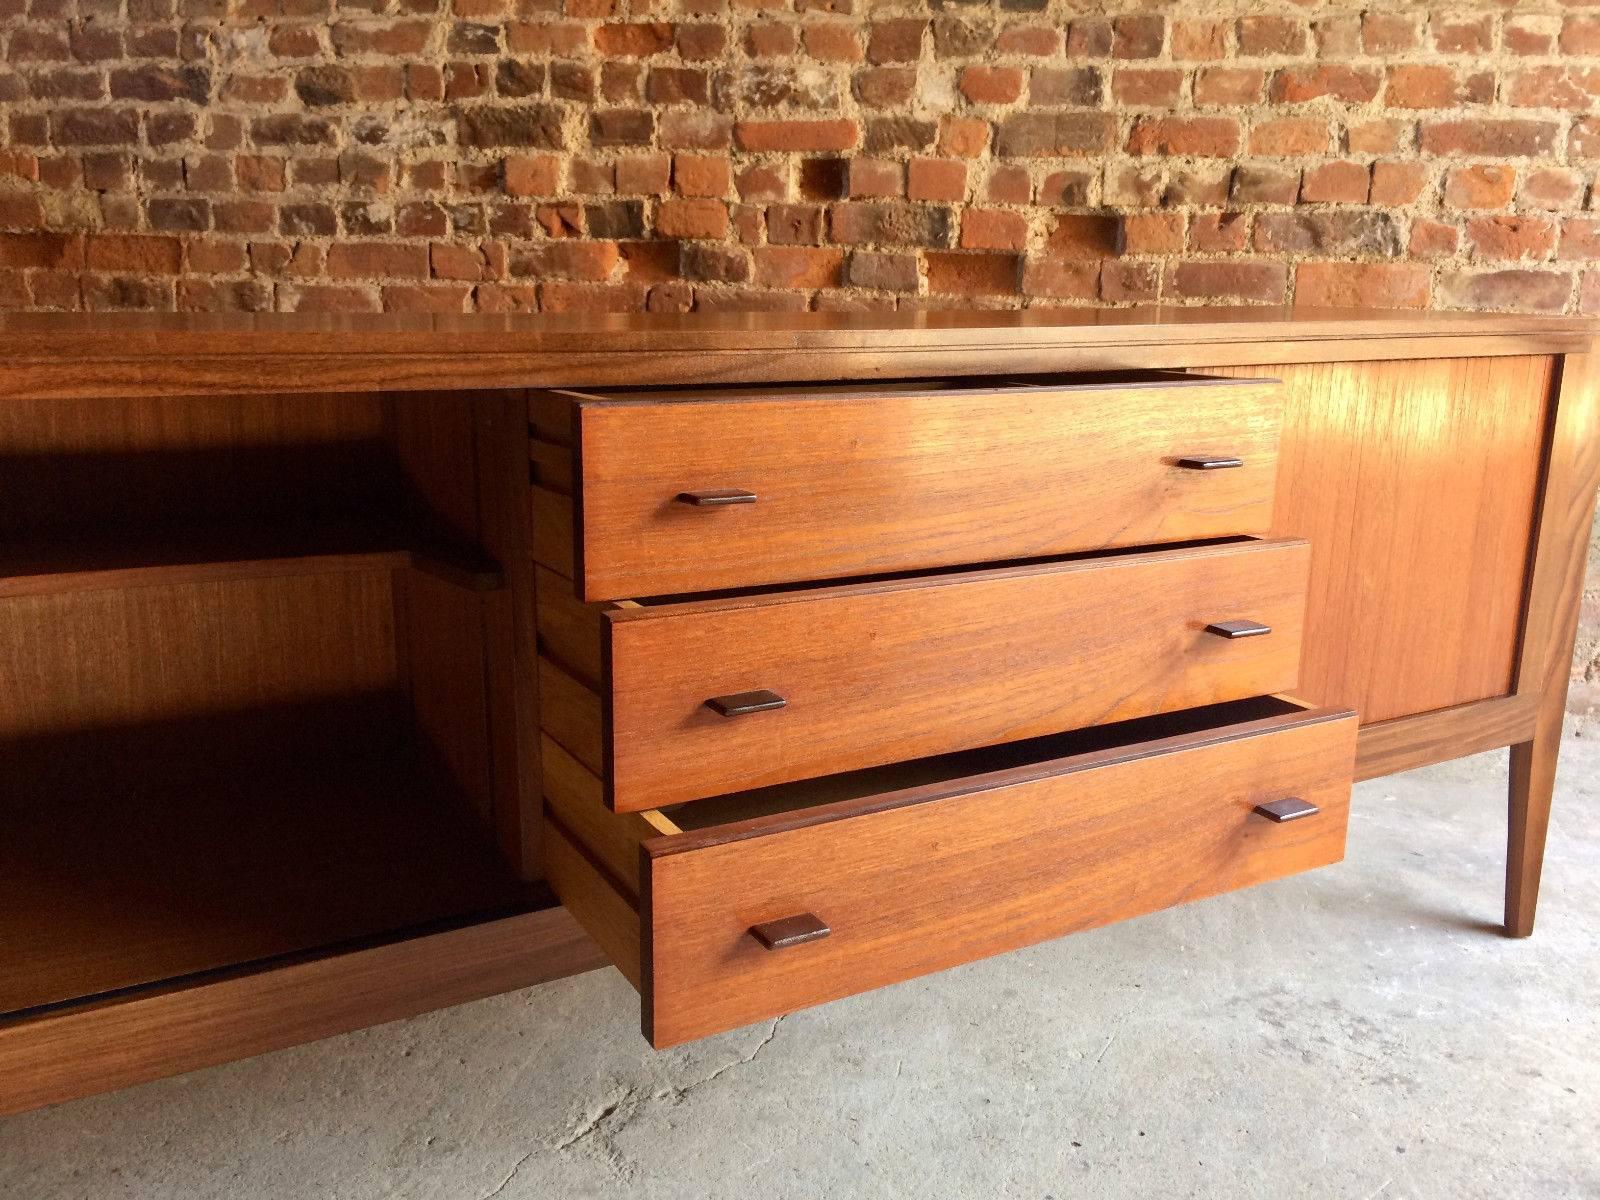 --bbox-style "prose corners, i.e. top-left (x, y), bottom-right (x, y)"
top-left (0, 308), bottom-right (1595, 1112)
